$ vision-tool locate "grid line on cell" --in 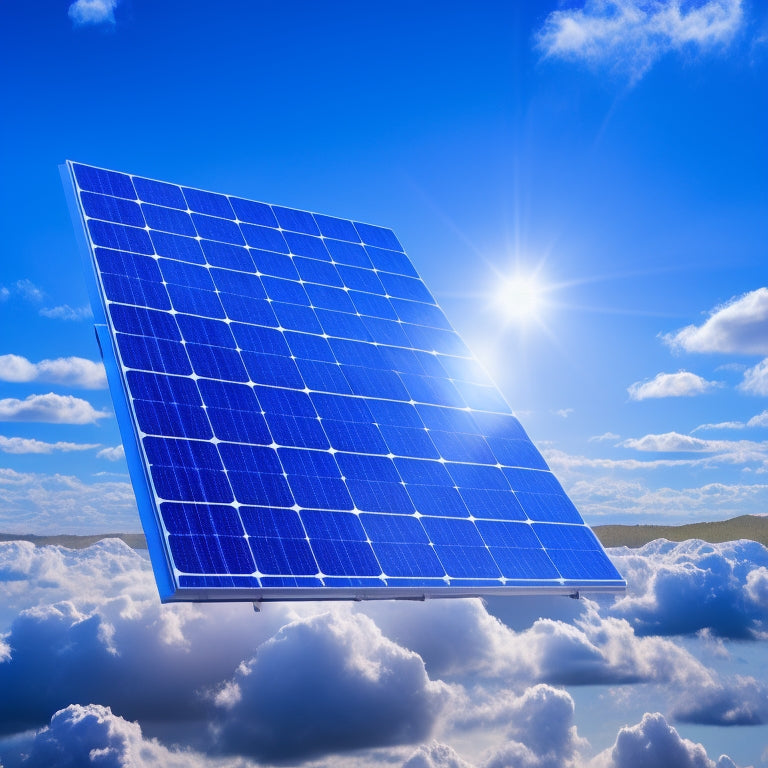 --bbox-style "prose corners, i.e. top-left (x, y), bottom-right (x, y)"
top-left (64, 160), bottom-right (626, 602)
